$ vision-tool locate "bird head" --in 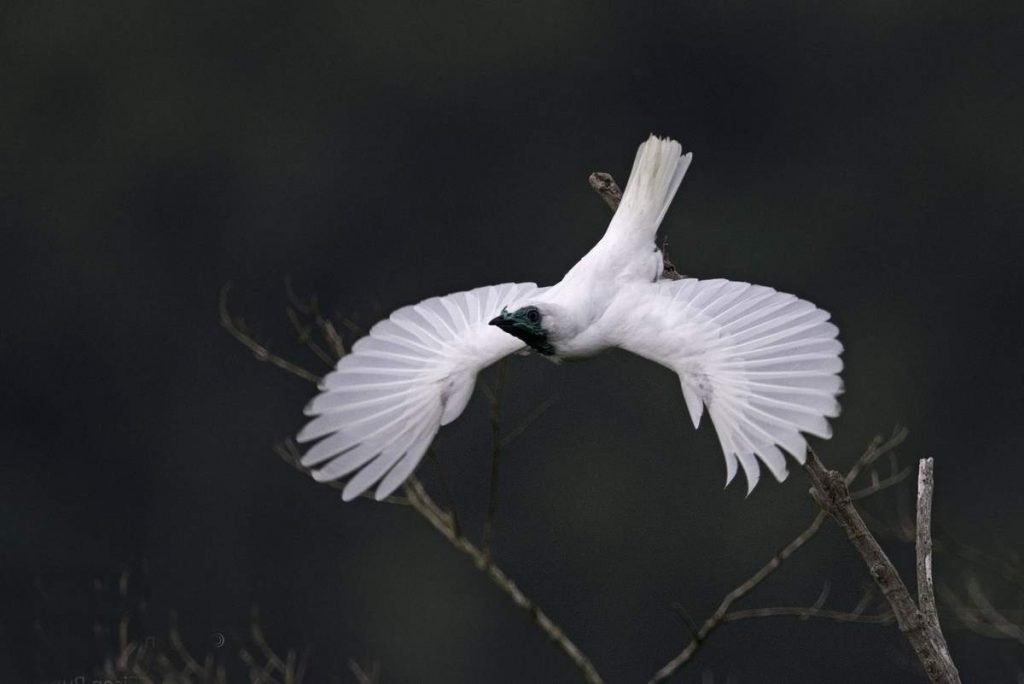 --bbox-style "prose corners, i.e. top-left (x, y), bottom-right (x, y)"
top-left (489, 305), bottom-right (555, 355)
